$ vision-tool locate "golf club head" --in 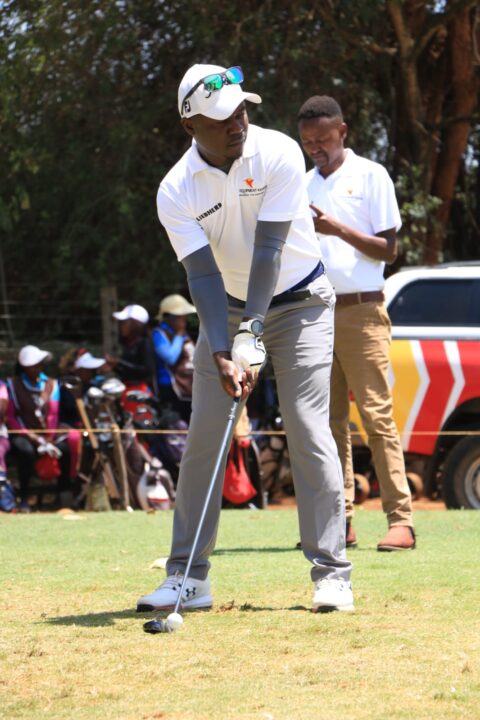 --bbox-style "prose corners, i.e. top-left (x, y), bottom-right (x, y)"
top-left (143, 618), bottom-right (173, 634)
